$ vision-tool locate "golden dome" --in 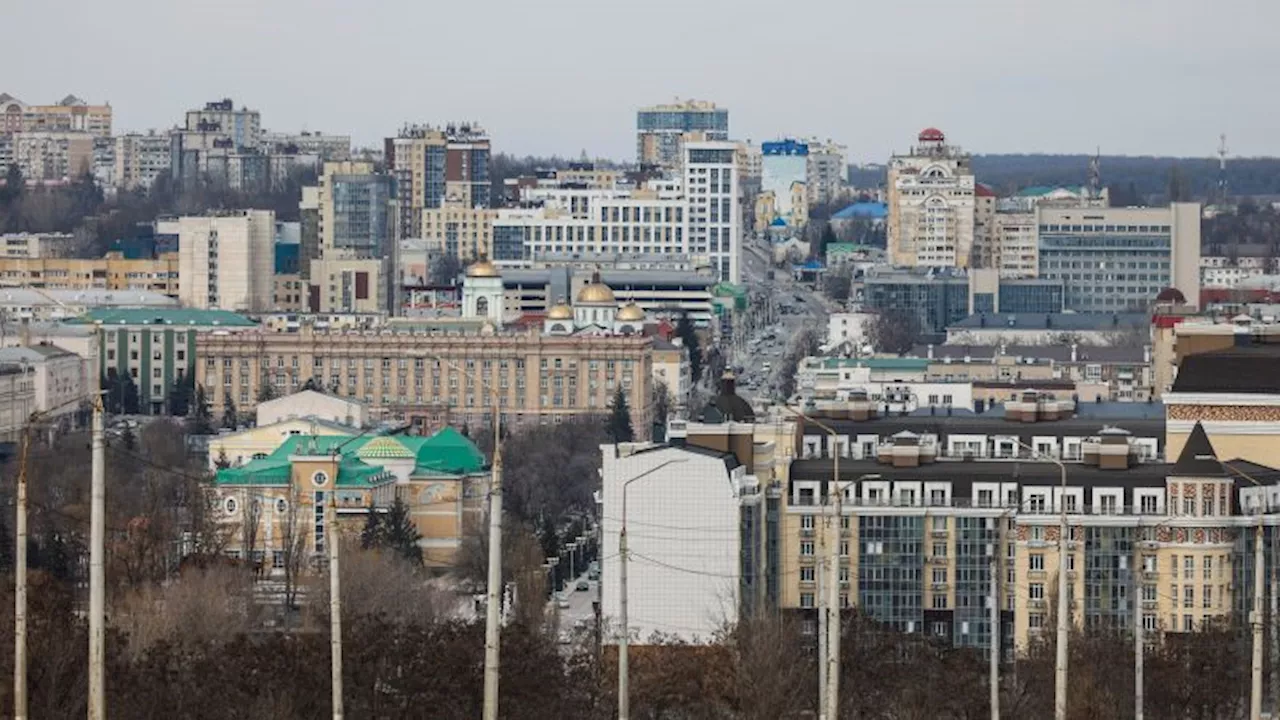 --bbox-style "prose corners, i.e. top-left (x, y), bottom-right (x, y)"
top-left (465, 258), bottom-right (500, 278)
top-left (576, 272), bottom-right (615, 304)
top-left (616, 302), bottom-right (646, 322)
top-left (547, 303), bottom-right (573, 320)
